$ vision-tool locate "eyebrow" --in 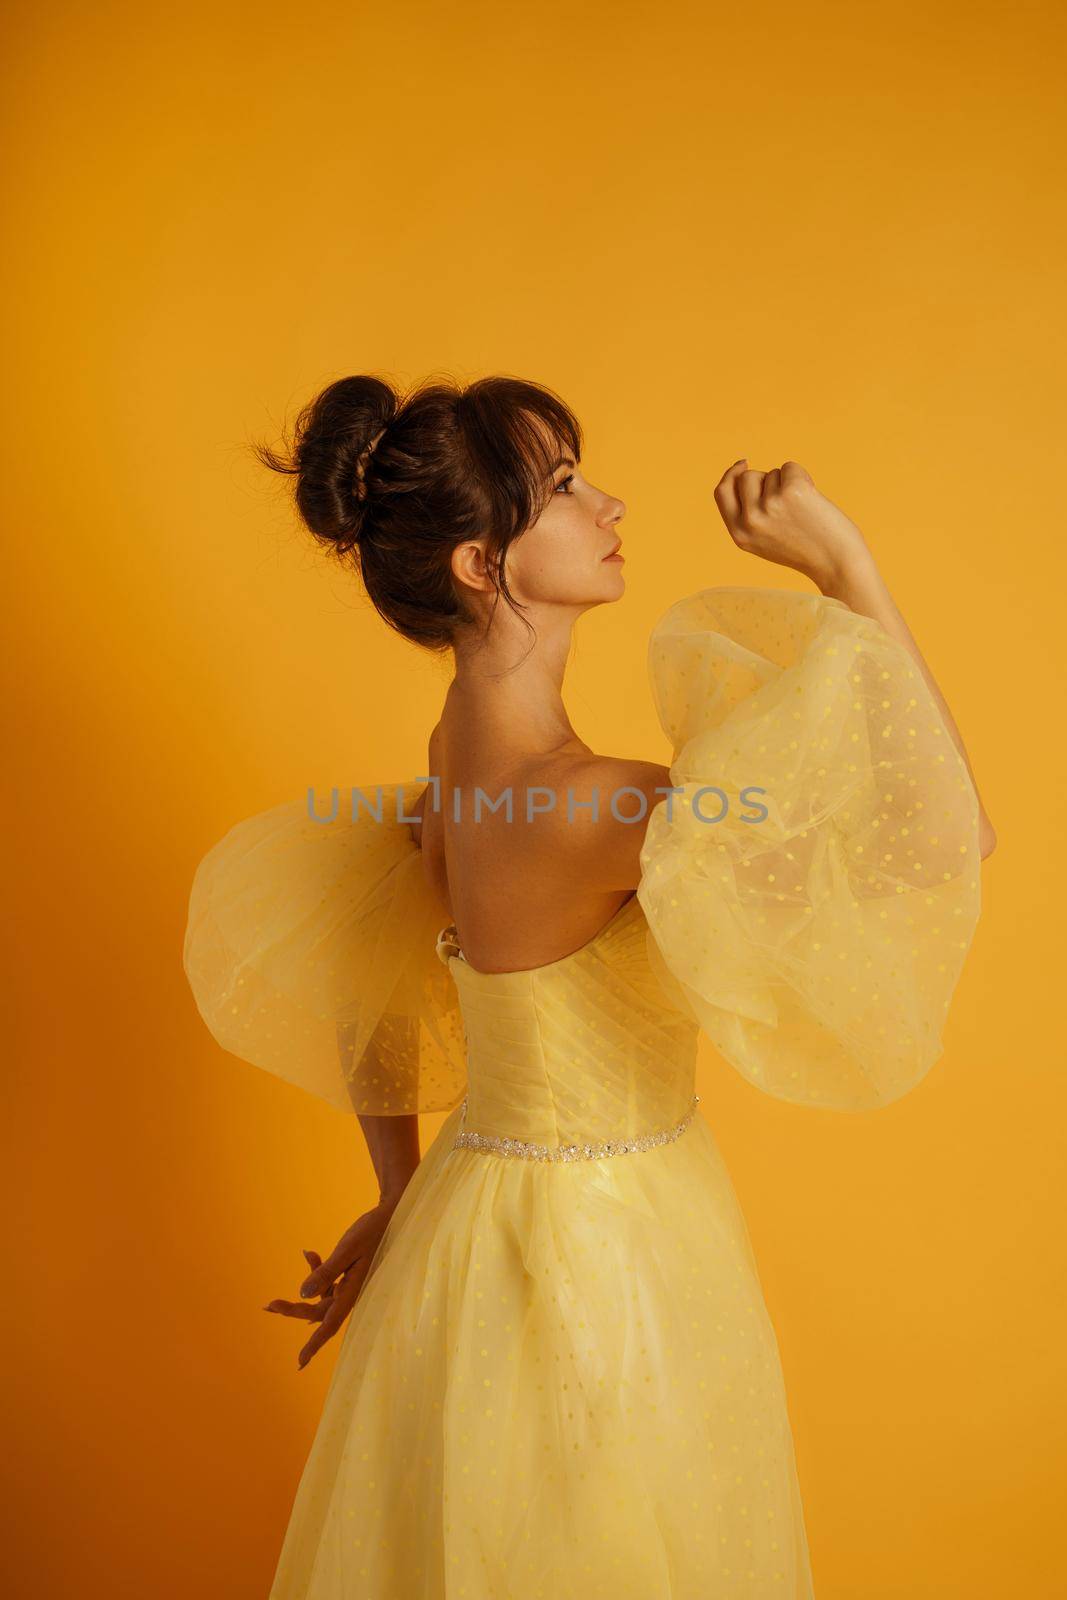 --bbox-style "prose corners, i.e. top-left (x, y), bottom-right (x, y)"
top-left (550, 455), bottom-right (577, 472)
